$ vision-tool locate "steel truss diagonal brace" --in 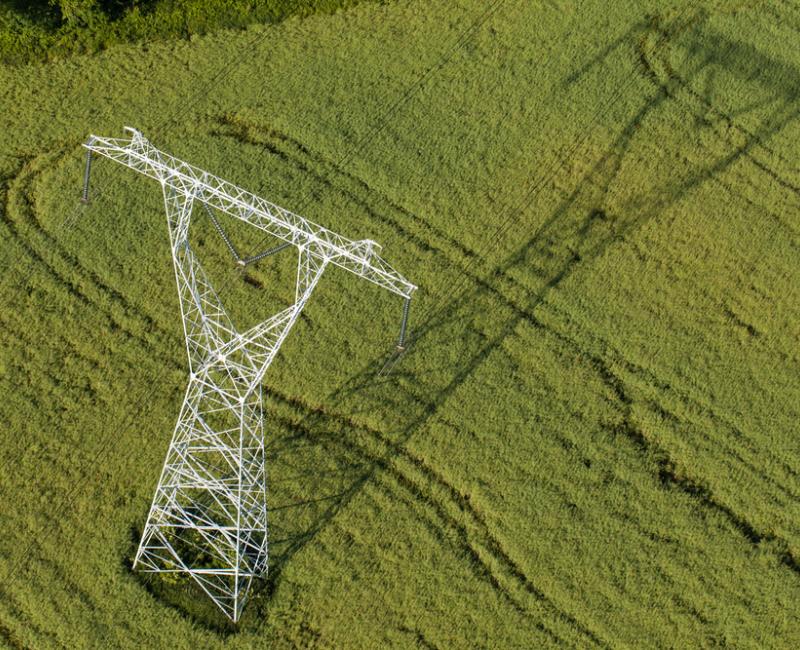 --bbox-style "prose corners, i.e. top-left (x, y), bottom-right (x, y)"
top-left (81, 127), bottom-right (416, 623)
top-left (132, 187), bottom-right (328, 622)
